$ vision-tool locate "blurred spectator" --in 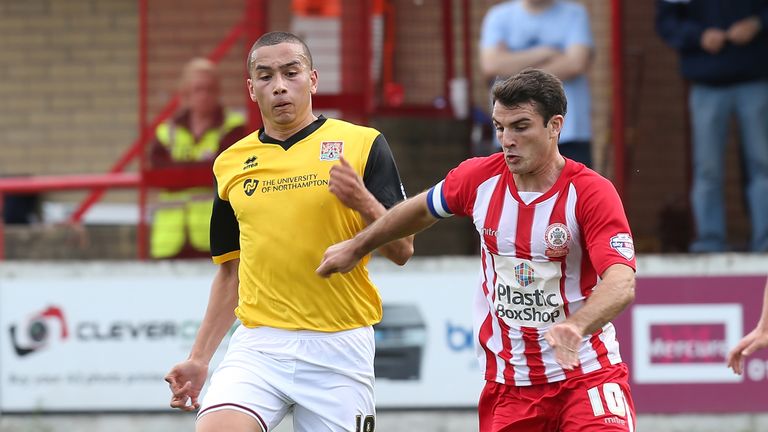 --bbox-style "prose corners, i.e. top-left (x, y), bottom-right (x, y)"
top-left (656, 0), bottom-right (768, 253)
top-left (479, 0), bottom-right (594, 167)
top-left (148, 58), bottom-right (247, 259)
